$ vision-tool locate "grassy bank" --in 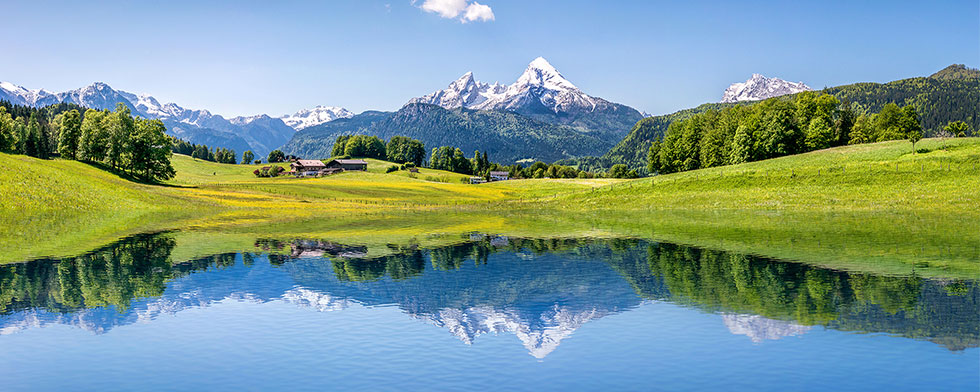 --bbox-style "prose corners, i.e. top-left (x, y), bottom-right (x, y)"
top-left (1, 138), bottom-right (978, 278)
